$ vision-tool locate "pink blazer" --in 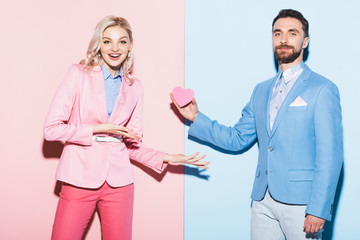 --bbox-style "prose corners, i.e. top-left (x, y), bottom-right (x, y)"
top-left (44, 64), bottom-right (167, 188)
